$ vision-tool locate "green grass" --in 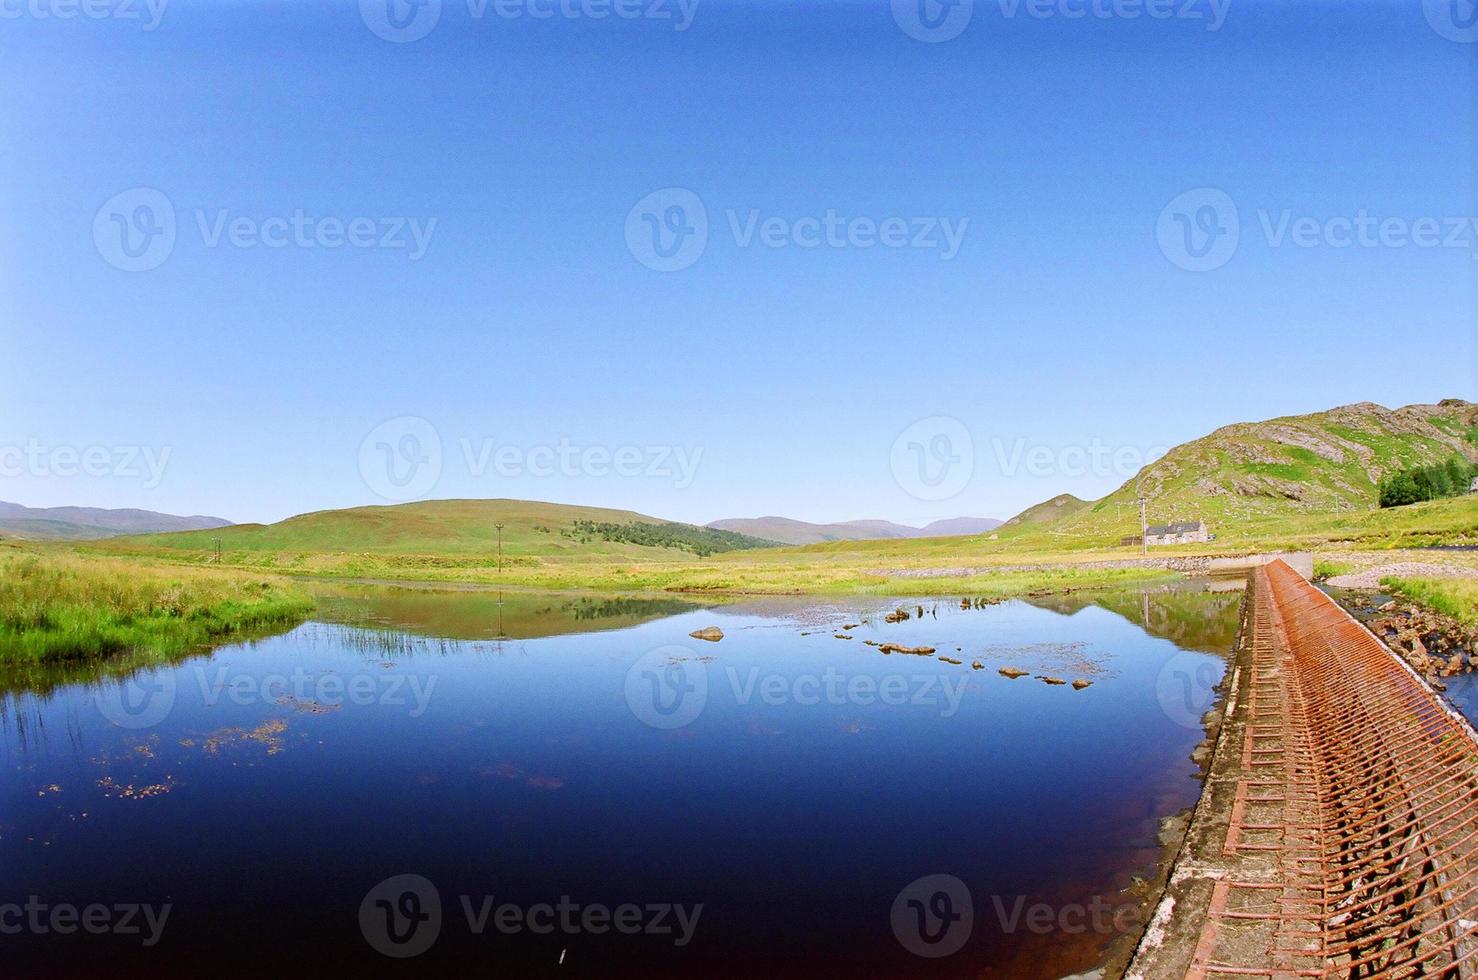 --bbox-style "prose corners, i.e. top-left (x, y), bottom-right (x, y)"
top-left (1314, 559), bottom-right (1356, 581)
top-left (0, 546), bottom-right (313, 663)
top-left (1381, 577), bottom-right (1478, 626)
